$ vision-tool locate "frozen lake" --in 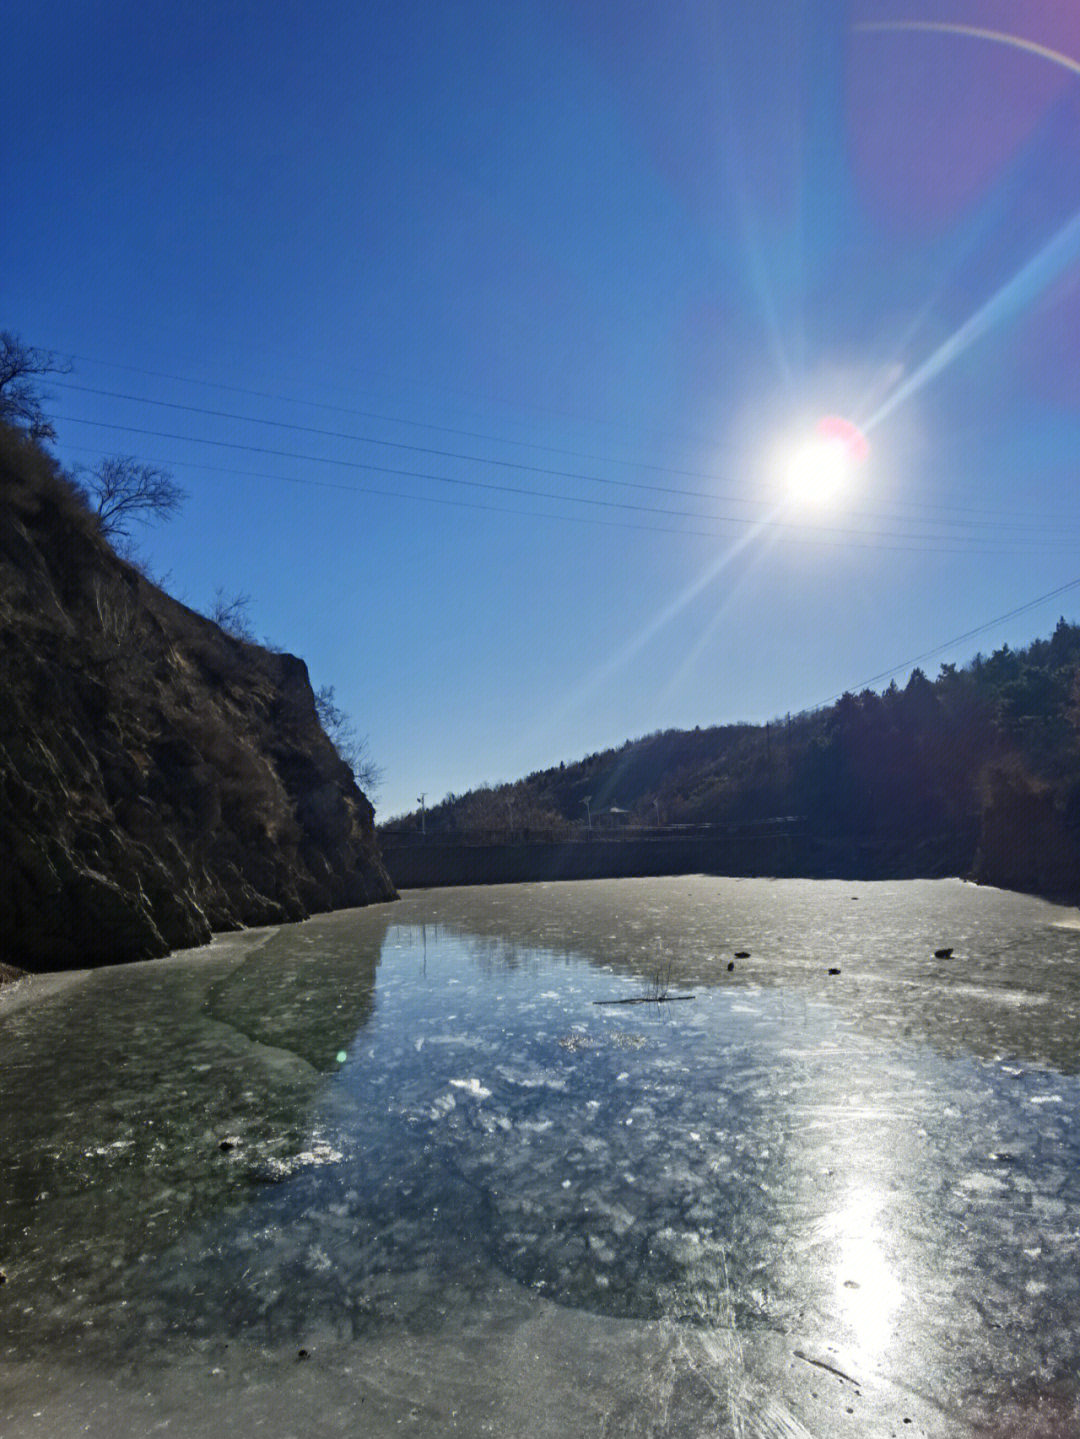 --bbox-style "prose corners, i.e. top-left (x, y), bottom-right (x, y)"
top-left (3, 876), bottom-right (1080, 1437)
